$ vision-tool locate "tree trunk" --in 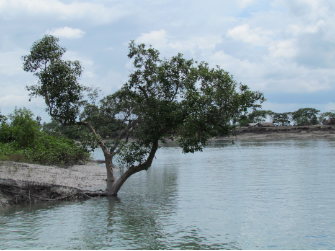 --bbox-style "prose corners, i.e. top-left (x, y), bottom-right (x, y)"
top-left (104, 152), bottom-right (115, 194)
top-left (105, 140), bottom-right (159, 196)
top-left (76, 121), bottom-right (158, 196)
